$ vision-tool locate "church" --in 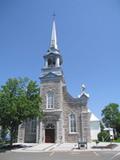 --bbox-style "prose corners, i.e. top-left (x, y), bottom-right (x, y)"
top-left (18, 18), bottom-right (91, 143)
